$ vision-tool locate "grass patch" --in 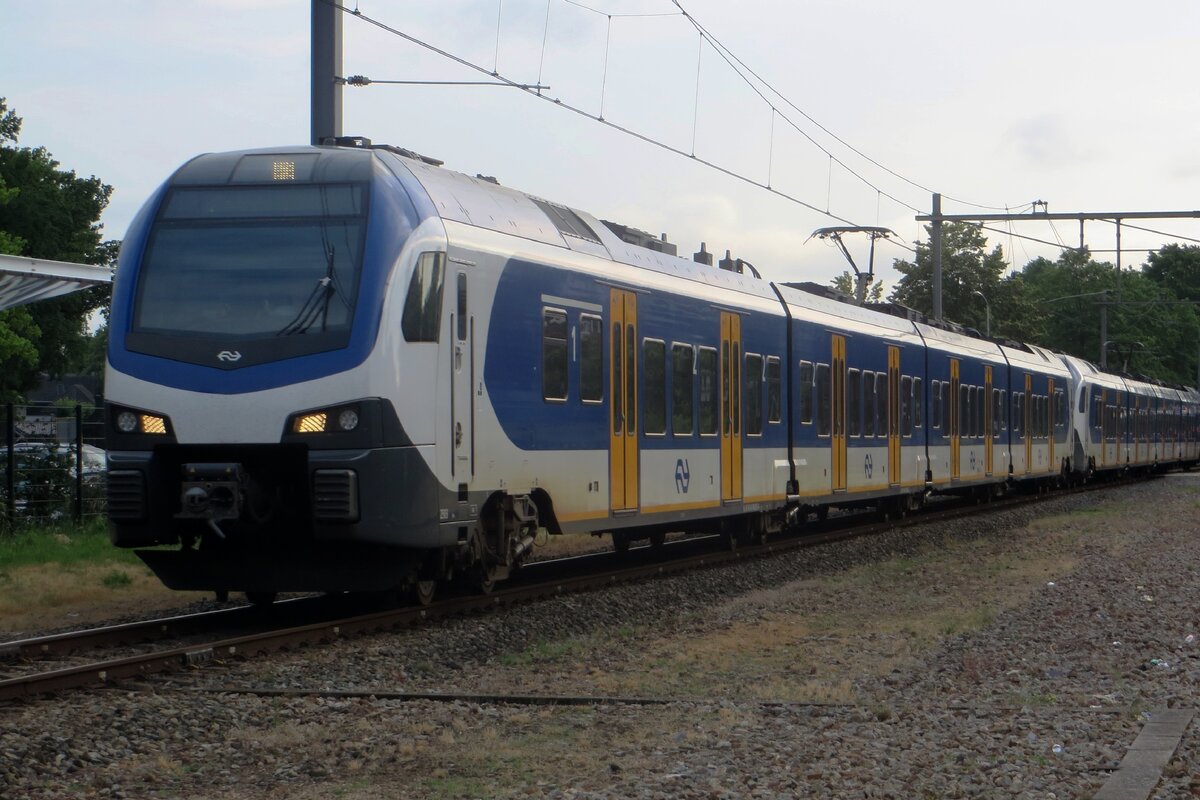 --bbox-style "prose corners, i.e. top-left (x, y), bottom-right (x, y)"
top-left (0, 517), bottom-right (142, 570)
top-left (101, 569), bottom-right (133, 589)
